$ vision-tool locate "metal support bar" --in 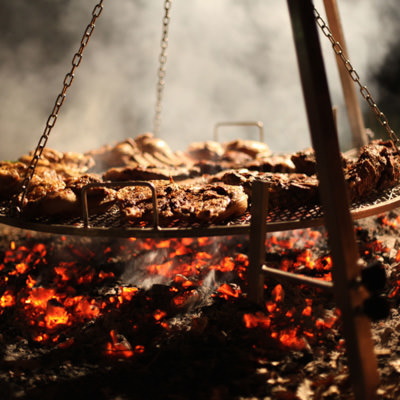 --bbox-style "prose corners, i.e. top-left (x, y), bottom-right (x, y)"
top-left (261, 265), bottom-right (334, 292)
top-left (287, 1), bottom-right (379, 399)
top-left (248, 180), bottom-right (269, 305)
top-left (322, 0), bottom-right (368, 148)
